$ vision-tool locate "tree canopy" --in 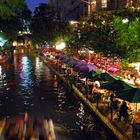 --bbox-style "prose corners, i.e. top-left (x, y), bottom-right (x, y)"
top-left (0, 0), bottom-right (26, 19)
top-left (31, 3), bottom-right (72, 46)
